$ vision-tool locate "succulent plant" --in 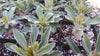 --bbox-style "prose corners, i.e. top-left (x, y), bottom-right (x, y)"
top-left (66, 0), bottom-right (92, 15)
top-left (5, 25), bottom-right (62, 56)
top-left (9, 0), bottom-right (35, 14)
top-left (10, 0), bottom-right (64, 33)
top-left (0, 7), bottom-right (16, 34)
top-left (22, 5), bottom-right (62, 33)
top-left (66, 33), bottom-right (100, 56)
top-left (34, 0), bottom-right (64, 11)
top-left (65, 0), bottom-right (100, 39)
